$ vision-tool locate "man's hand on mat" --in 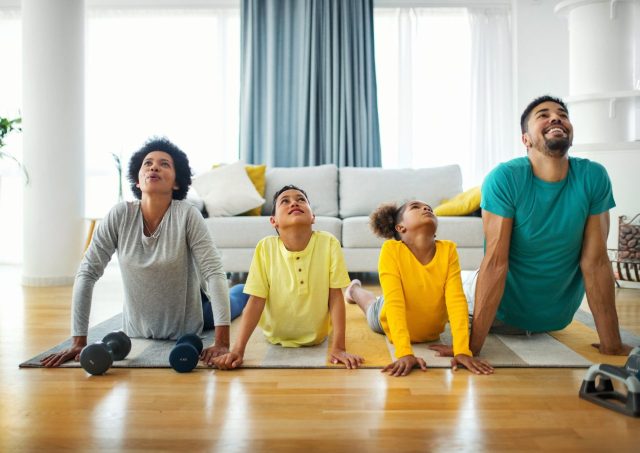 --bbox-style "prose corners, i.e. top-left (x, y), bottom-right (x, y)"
top-left (330, 349), bottom-right (364, 369)
top-left (40, 336), bottom-right (87, 367)
top-left (200, 344), bottom-right (230, 365)
top-left (428, 344), bottom-right (454, 357)
top-left (211, 351), bottom-right (244, 370)
top-left (382, 354), bottom-right (427, 377)
top-left (451, 354), bottom-right (494, 375)
top-left (591, 342), bottom-right (634, 356)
